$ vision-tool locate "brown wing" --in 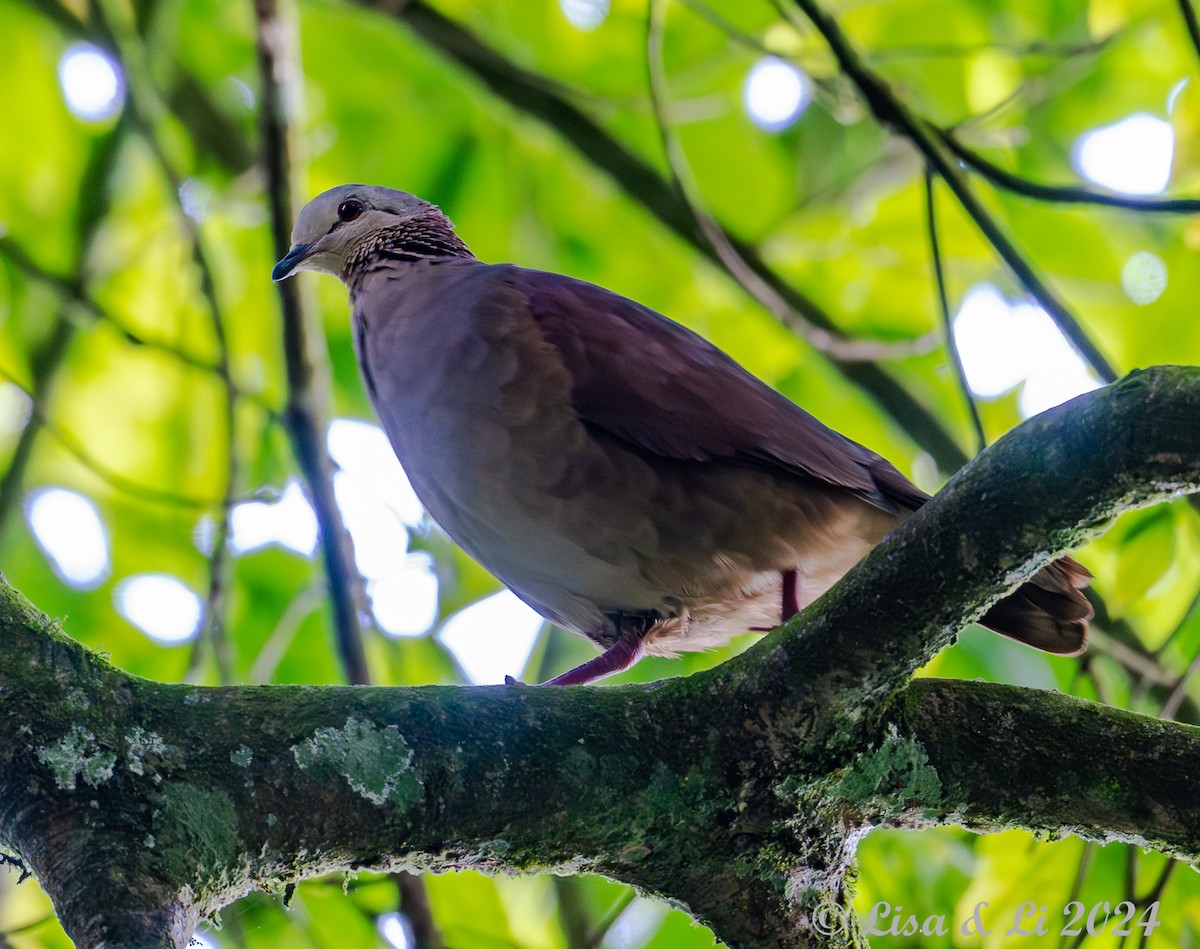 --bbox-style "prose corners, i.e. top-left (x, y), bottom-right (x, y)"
top-left (502, 265), bottom-right (928, 515)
